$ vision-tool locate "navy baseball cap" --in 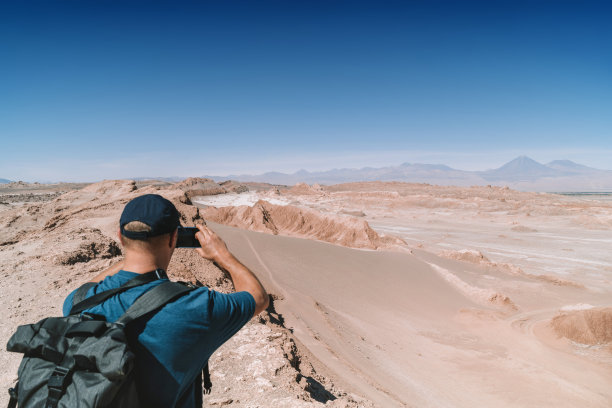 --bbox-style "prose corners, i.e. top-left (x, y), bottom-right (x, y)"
top-left (120, 194), bottom-right (180, 239)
